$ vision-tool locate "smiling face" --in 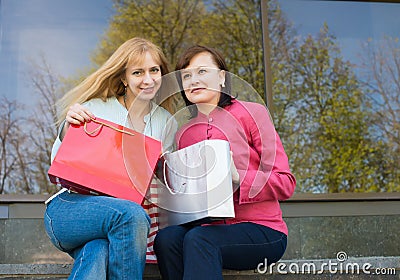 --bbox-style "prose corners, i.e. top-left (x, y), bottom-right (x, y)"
top-left (123, 51), bottom-right (162, 102)
top-left (180, 52), bottom-right (225, 106)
